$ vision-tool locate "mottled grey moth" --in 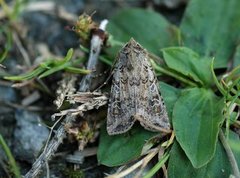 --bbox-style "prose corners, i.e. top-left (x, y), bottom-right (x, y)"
top-left (107, 38), bottom-right (170, 135)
